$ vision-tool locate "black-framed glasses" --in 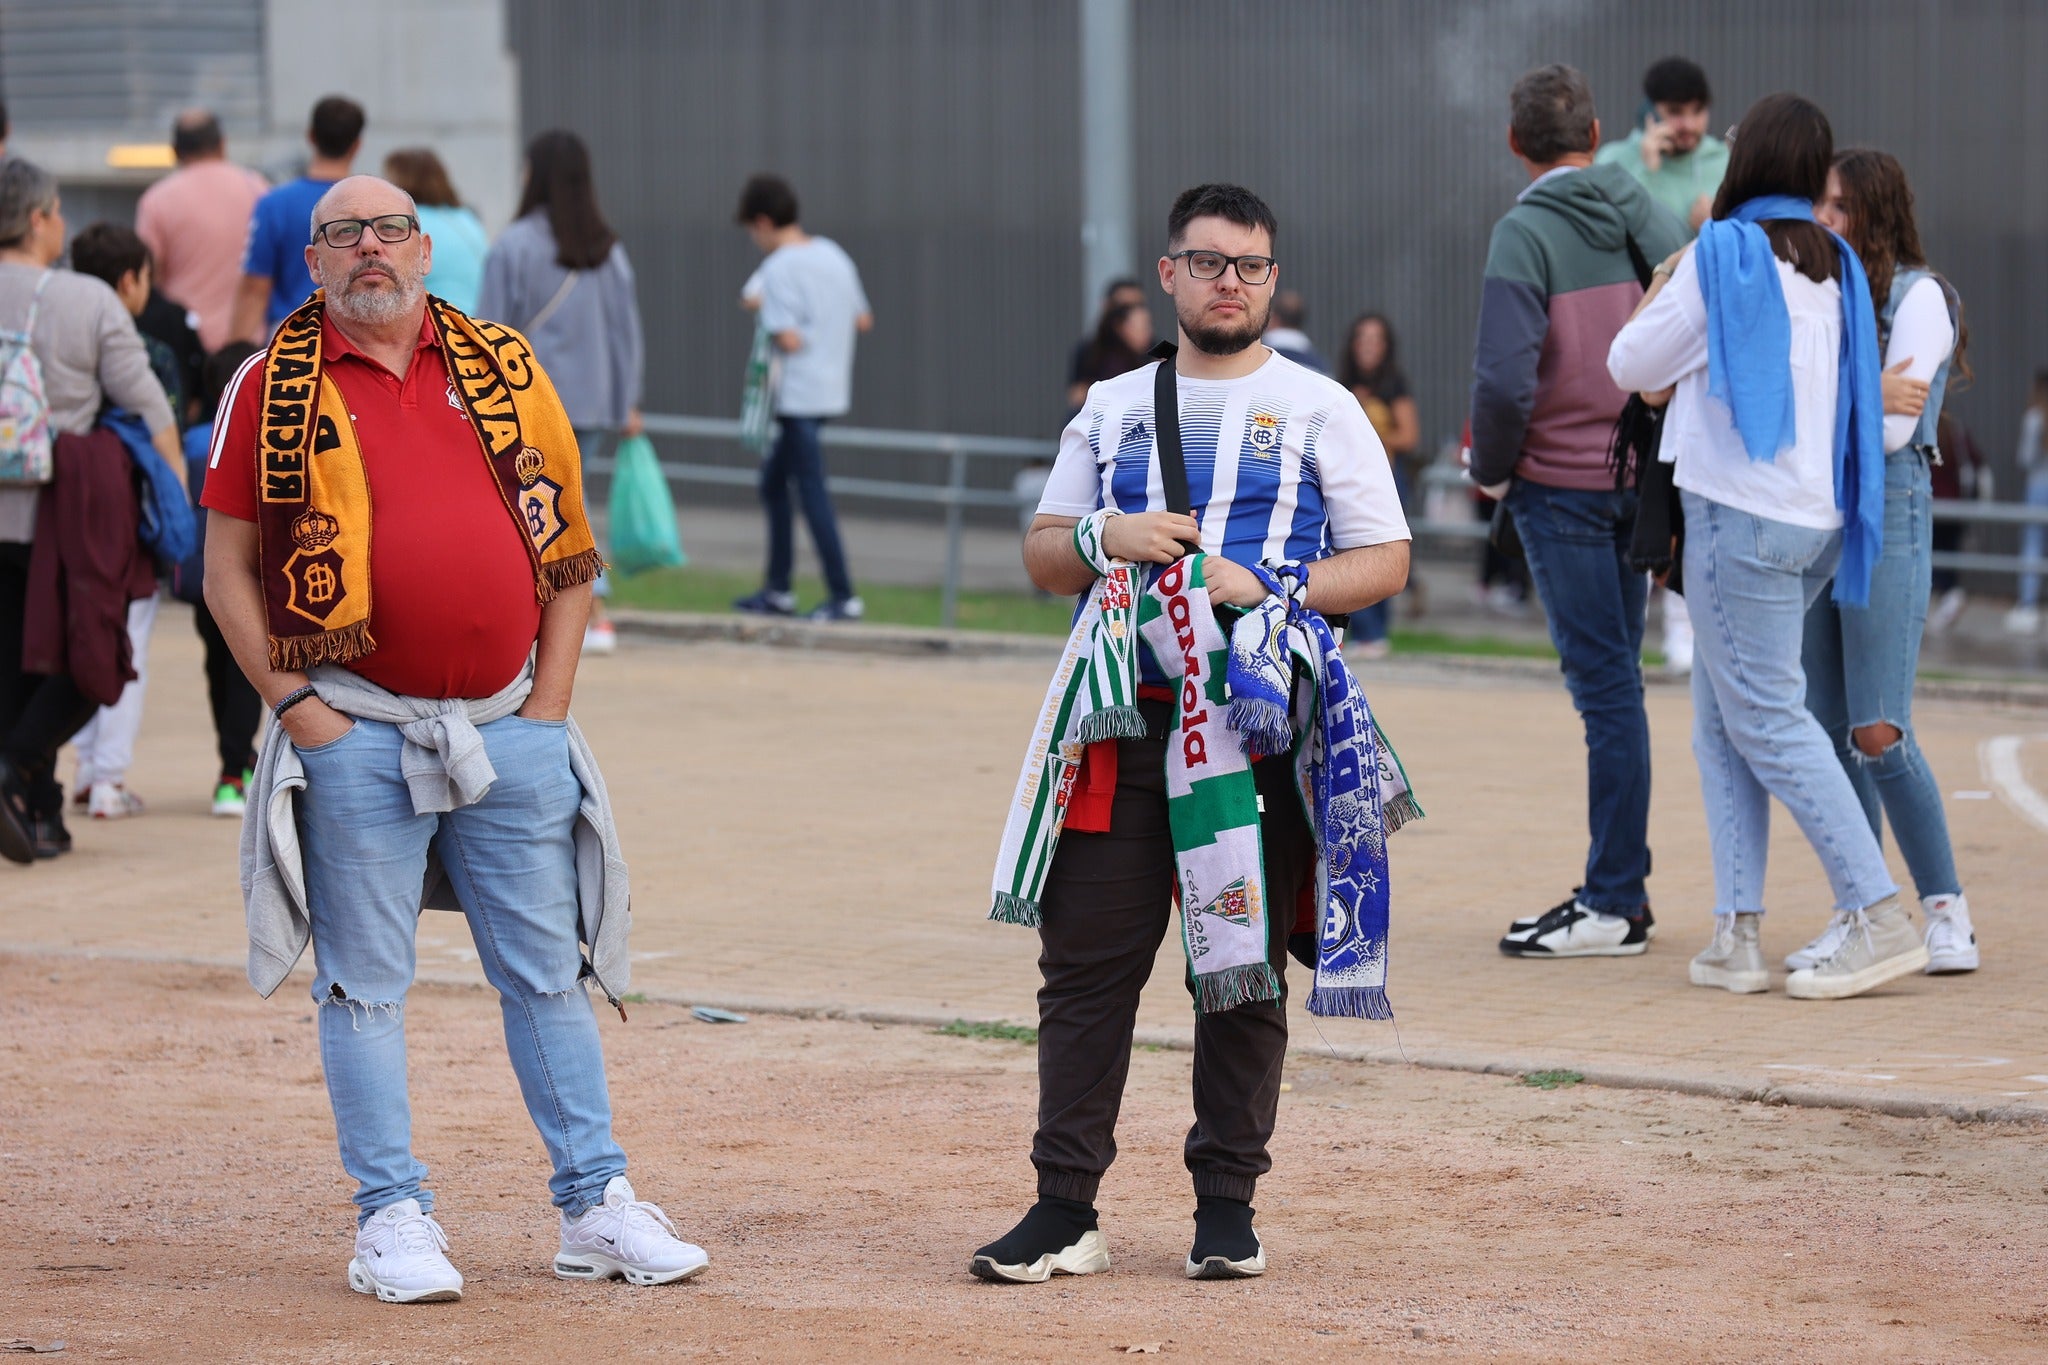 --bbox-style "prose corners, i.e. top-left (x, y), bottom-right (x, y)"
top-left (1170, 249), bottom-right (1275, 285)
top-left (313, 214), bottom-right (419, 249)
